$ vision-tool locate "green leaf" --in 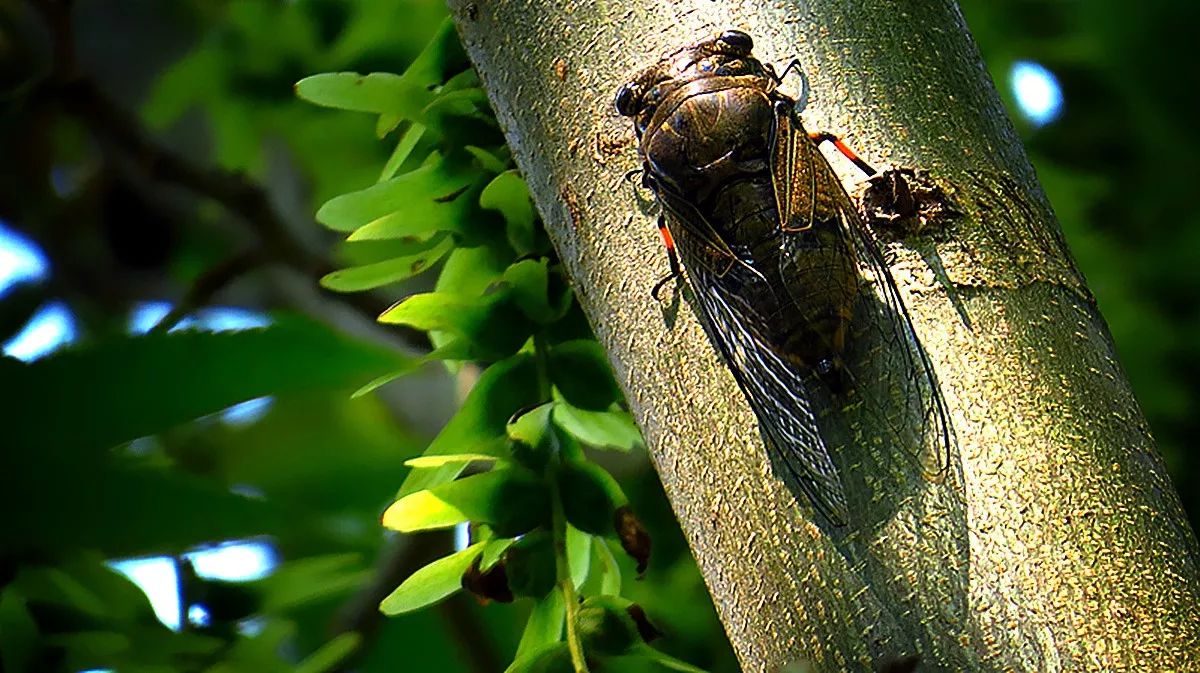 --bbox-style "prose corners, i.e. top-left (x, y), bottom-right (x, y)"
top-left (437, 245), bottom-right (511, 296)
top-left (214, 620), bottom-right (294, 672)
top-left (42, 631), bottom-right (129, 668)
top-left (338, 234), bottom-right (444, 266)
top-left (350, 338), bottom-right (483, 399)
top-left (0, 589), bottom-right (38, 673)
top-left (380, 123), bottom-right (427, 182)
top-left (549, 340), bottom-right (621, 411)
top-left (377, 112), bottom-right (405, 138)
top-left (1, 315), bottom-right (410, 453)
top-left (479, 537), bottom-right (516, 571)
top-left (514, 590), bottom-right (564, 661)
top-left (465, 145), bottom-right (509, 175)
top-left (378, 292), bottom-right (489, 330)
top-left (316, 154), bottom-right (475, 232)
top-left (11, 554), bottom-right (164, 626)
top-left (378, 290), bottom-right (532, 360)
top-left (502, 259), bottom-right (572, 324)
top-left (403, 452), bottom-right (501, 469)
top-left (507, 404), bottom-right (554, 471)
top-left (320, 234), bottom-right (454, 292)
top-left (350, 364), bottom-right (424, 399)
top-left (398, 17), bottom-right (470, 89)
top-left (378, 542), bottom-right (485, 615)
top-left (11, 566), bottom-right (107, 618)
top-left (398, 354), bottom-right (541, 497)
top-left (382, 469), bottom-right (547, 536)
top-left (1, 457), bottom-right (277, 556)
top-left (594, 538), bottom-right (622, 596)
top-left (142, 44), bottom-right (223, 129)
top-left (552, 401), bottom-right (643, 452)
top-left (441, 68), bottom-right (482, 94)
top-left (346, 186), bottom-right (476, 240)
top-left (480, 170), bottom-right (536, 254)
top-left (567, 524), bottom-right (592, 589)
top-left (257, 554), bottom-right (370, 613)
top-left (295, 72), bottom-right (428, 118)
top-left (420, 88), bottom-right (494, 138)
top-left (506, 643), bottom-right (572, 673)
top-left (294, 632), bottom-right (362, 673)
top-left (575, 595), bottom-right (643, 657)
top-left (504, 531), bottom-right (556, 598)
top-left (507, 403), bottom-right (553, 446)
top-left (556, 460), bottom-right (625, 536)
